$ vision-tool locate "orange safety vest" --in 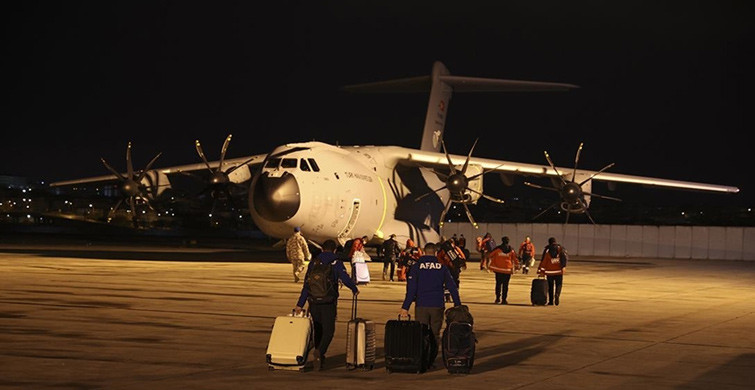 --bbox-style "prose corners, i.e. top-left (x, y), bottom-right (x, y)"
top-left (538, 245), bottom-right (565, 276)
top-left (488, 247), bottom-right (519, 274)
